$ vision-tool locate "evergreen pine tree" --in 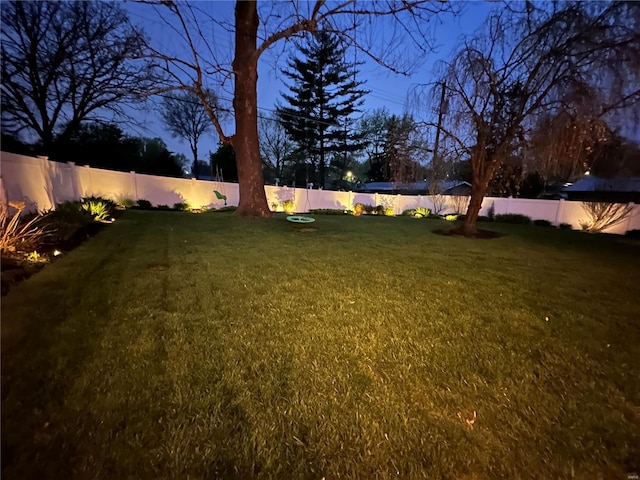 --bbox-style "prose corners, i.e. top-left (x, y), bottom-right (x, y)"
top-left (277, 30), bottom-right (368, 188)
